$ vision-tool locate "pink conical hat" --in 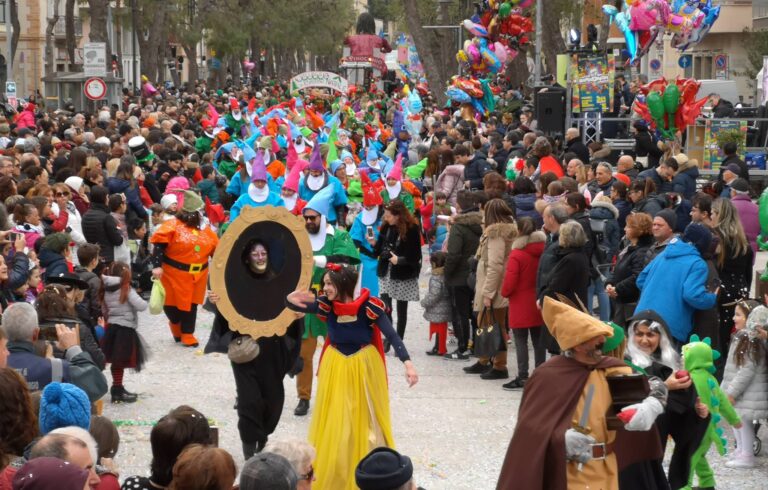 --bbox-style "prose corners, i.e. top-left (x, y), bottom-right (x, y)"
top-left (283, 160), bottom-right (302, 192)
top-left (286, 138), bottom-right (298, 171)
top-left (387, 154), bottom-right (403, 181)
